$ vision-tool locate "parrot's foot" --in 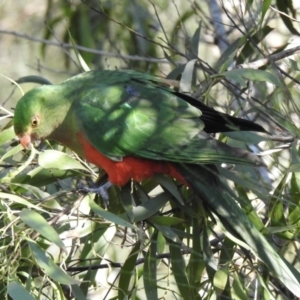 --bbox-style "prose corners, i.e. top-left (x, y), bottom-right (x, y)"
top-left (78, 181), bottom-right (113, 208)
